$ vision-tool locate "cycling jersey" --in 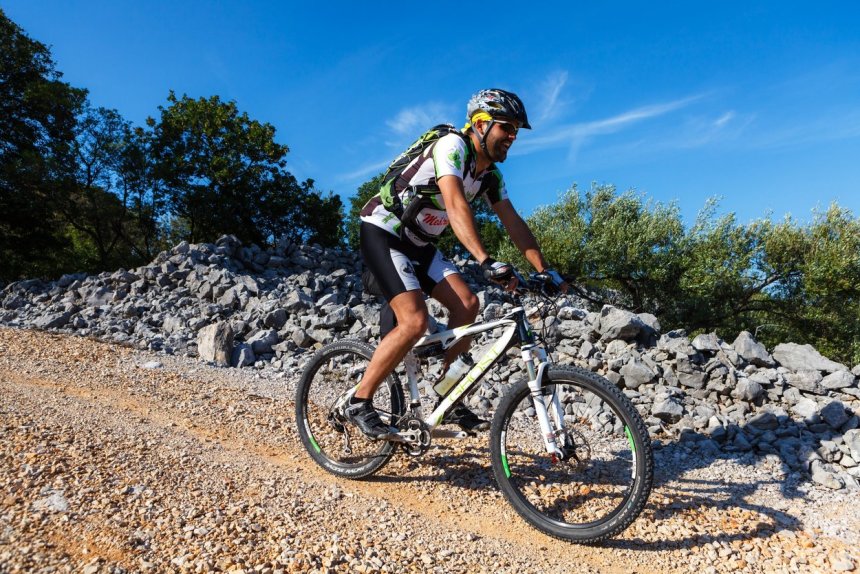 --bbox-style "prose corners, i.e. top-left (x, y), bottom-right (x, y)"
top-left (360, 132), bottom-right (509, 245)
